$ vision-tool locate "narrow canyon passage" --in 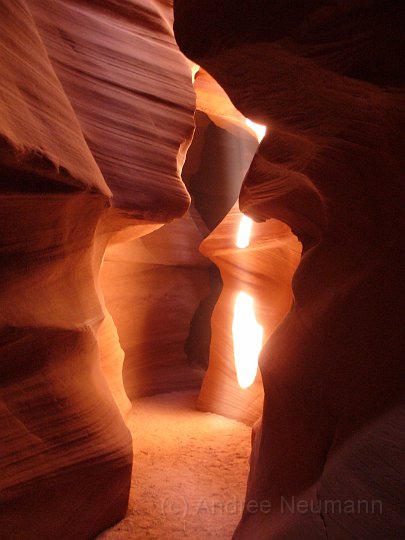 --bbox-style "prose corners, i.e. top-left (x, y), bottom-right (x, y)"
top-left (97, 391), bottom-right (251, 540)
top-left (1, 2), bottom-right (403, 539)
